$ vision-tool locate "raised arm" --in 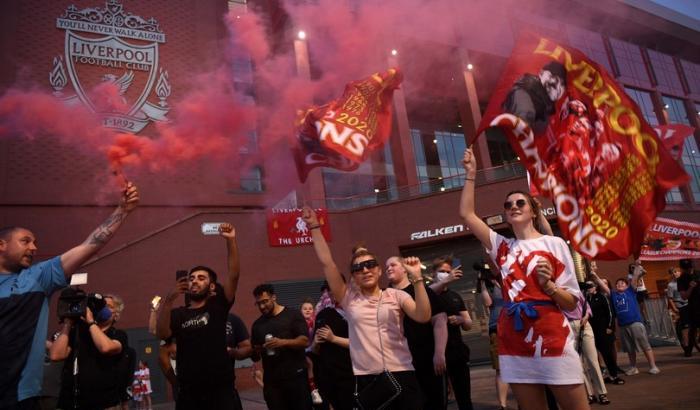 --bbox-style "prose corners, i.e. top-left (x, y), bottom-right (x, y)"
top-left (429, 265), bottom-right (462, 294)
top-left (60, 182), bottom-right (139, 279)
top-left (630, 260), bottom-right (644, 290)
top-left (589, 261), bottom-right (610, 295)
top-left (459, 148), bottom-right (491, 251)
top-left (400, 257), bottom-right (431, 323)
top-left (302, 207), bottom-right (346, 302)
top-left (84, 308), bottom-right (122, 355)
top-left (156, 277), bottom-right (188, 340)
top-left (533, 197), bottom-right (553, 236)
top-left (219, 224), bottom-right (240, 304)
